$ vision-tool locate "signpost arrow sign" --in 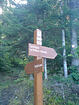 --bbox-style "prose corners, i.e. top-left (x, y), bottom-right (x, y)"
top-left (28, 43), bottom-right (57, 59)
top-left (25, 59), bottom-right (44, 74)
